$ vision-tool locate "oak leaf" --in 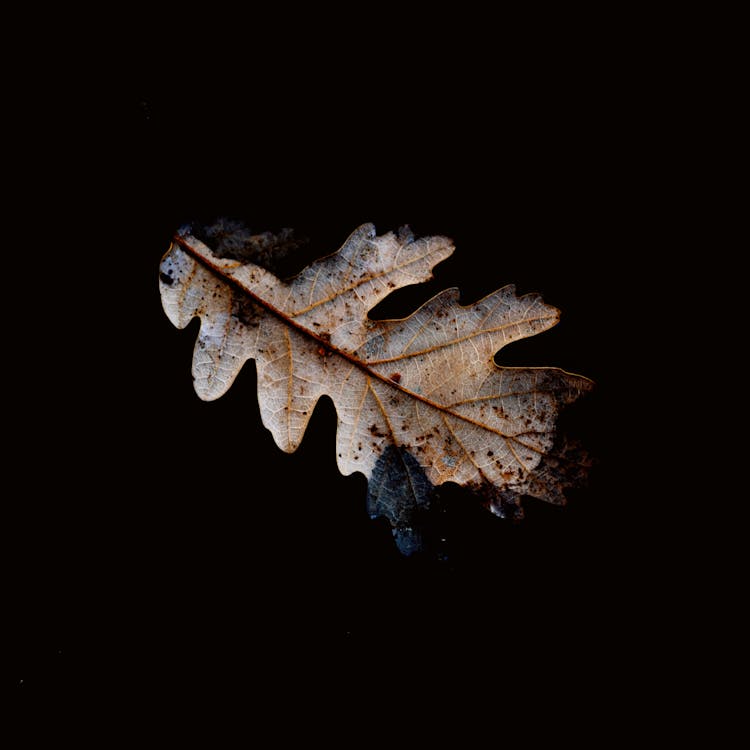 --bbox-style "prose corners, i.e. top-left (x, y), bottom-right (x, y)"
top-left (159, 223), bottom-right (593, 553)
